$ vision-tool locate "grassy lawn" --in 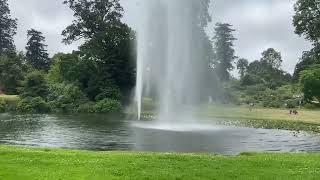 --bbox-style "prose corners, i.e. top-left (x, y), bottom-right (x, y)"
top-left (0, 146), bottom-right (319, 180)
top-left (204, 105), bottom-right (320, 124)
top-left (198, 105), bottom-right (320, 133)
top-left (0, 95), bottom-right (19, 103)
